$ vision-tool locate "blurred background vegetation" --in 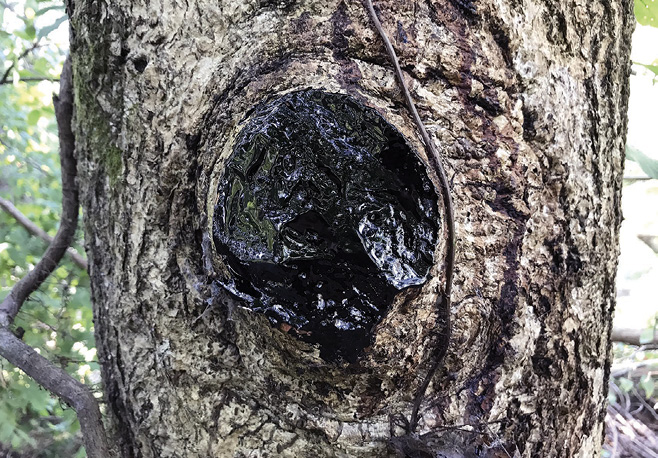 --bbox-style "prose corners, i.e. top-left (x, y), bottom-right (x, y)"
top-left (605, 7), bottom-right (658, 455)
top-left (0, 0), bottom-right (657, 456)
top-left (1, 0), bottom-right (96, 456)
